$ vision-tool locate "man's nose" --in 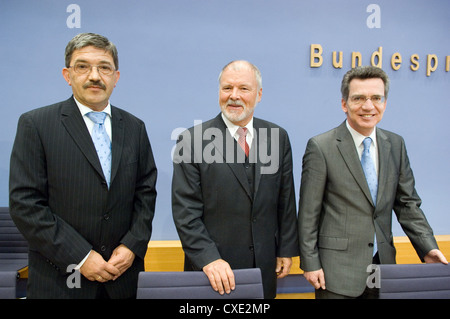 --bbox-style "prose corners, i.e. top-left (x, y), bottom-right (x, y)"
top-left (362, 98), bottom-right (375, 110)
top-left (230, 87), bottom-right (240, 100)
top-left (88, 66), bottom-right (101, 80)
